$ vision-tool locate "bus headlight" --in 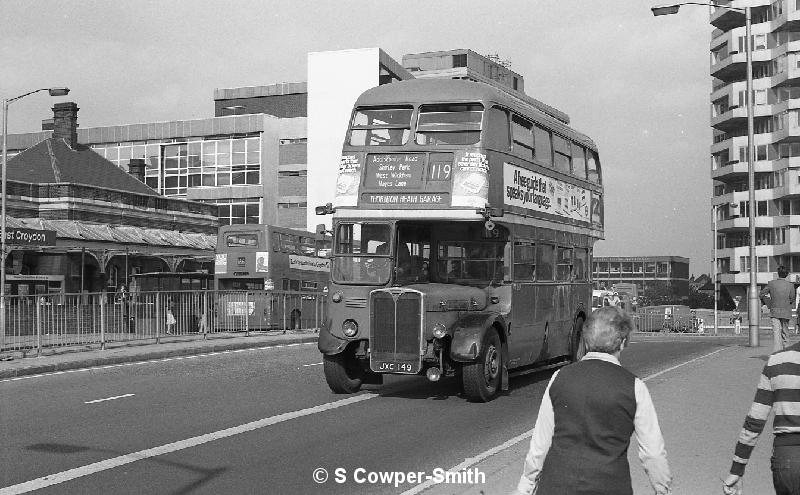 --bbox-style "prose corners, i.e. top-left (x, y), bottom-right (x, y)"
top-left (331, 291), bottom-right (343, 303)
top-left (432, 323), bottom-right (447, 339)
top-left (342, 319), bottom-right (358, 337)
